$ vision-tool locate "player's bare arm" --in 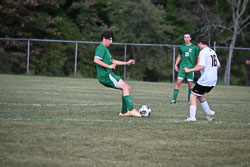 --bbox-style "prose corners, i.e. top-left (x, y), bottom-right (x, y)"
top-left (112, 59), bottom-right (135, 66)
top-left (94, 57), bottom-right (116, 69)
top-left (184, 65), bottom-right (205, 73)
top-left (175, 55), bottom-right (182, 72)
